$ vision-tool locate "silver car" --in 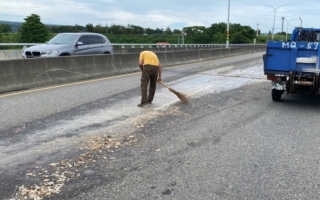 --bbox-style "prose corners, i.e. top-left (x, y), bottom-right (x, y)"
top-left (22, 32), bottom-right (114, 58)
